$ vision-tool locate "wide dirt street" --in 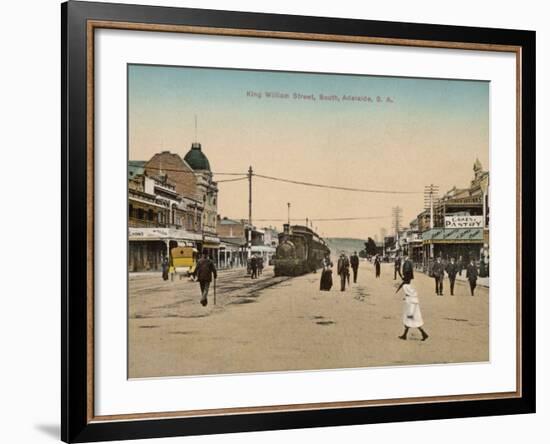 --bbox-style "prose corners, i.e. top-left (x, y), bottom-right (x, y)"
top-left (128, 261), bottom-right (488, 378)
